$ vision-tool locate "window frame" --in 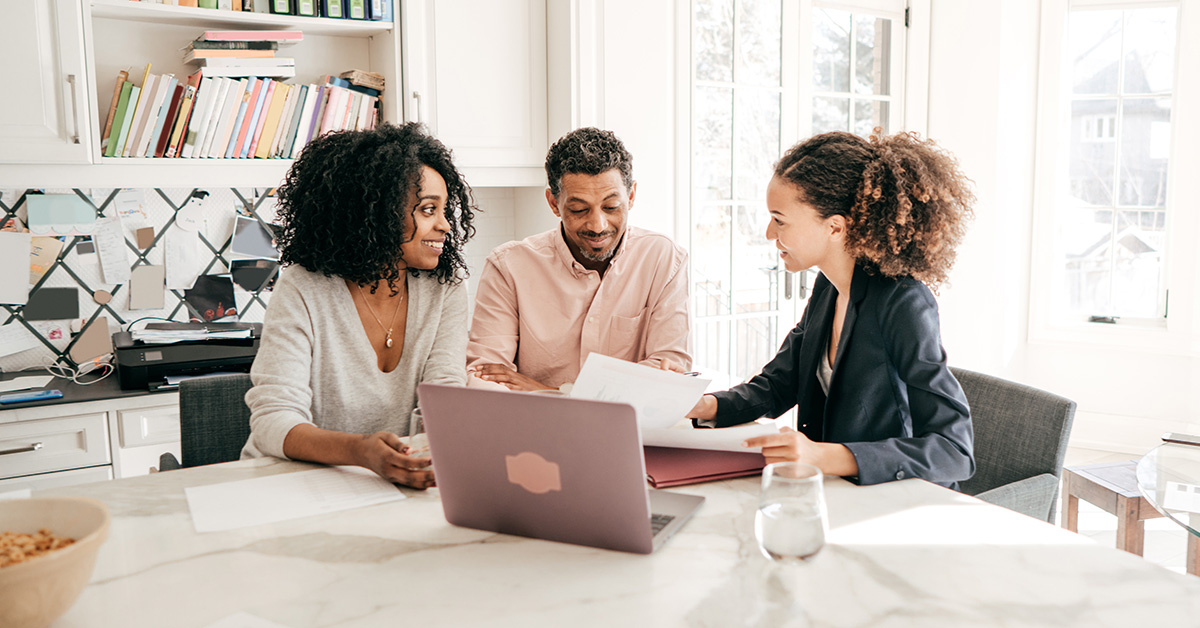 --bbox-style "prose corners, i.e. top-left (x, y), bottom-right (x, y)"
top-left (1028, 0), bottom-right (1200, 354)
